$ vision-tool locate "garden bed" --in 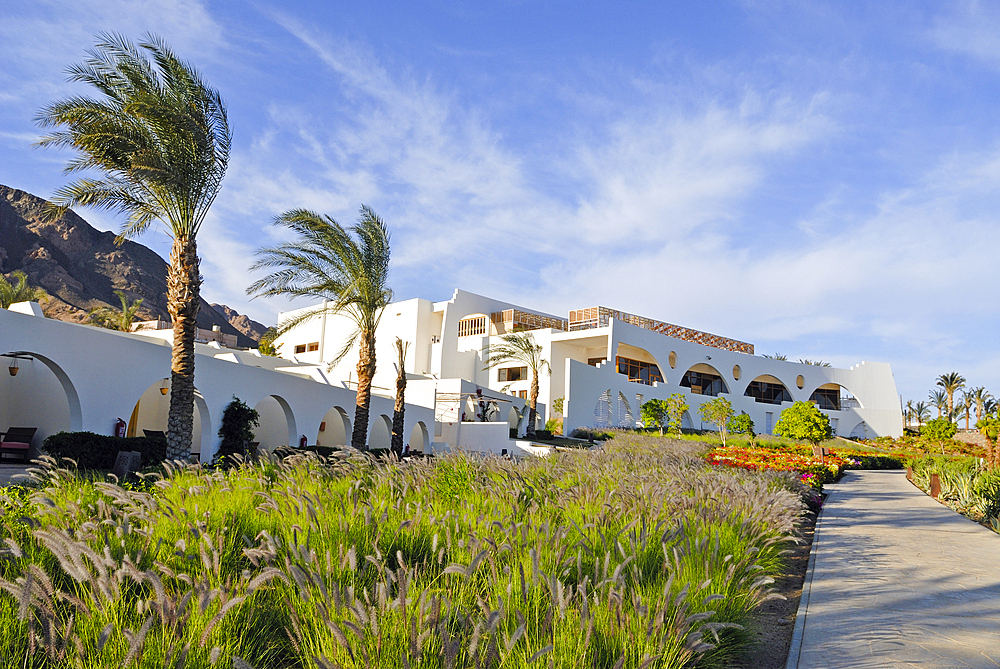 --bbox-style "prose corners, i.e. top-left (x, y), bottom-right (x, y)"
top-left (0, 433), bottom-right (813, 668)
